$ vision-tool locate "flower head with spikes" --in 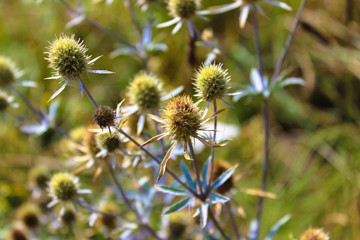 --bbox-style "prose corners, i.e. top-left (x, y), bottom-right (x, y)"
top-left (45, 34), bottom-right (113, 102)
top-left (197, 0), bottom-right (292, 28)
top-left (142, 95), bottom-right (225, 182)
